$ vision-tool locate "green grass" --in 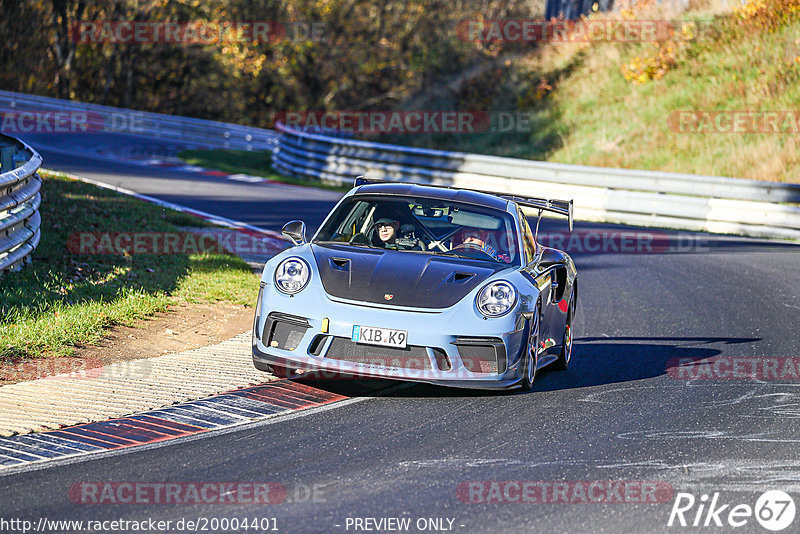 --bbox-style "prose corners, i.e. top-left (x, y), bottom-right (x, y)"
top-left (539, 15), bottom-right (800, 182)
top-left (378, 7), bottom-right (800, 183)
top-left (178, 149), bottom-right (351, 192)
top-left (0, 172), bottom-right (259, 360)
